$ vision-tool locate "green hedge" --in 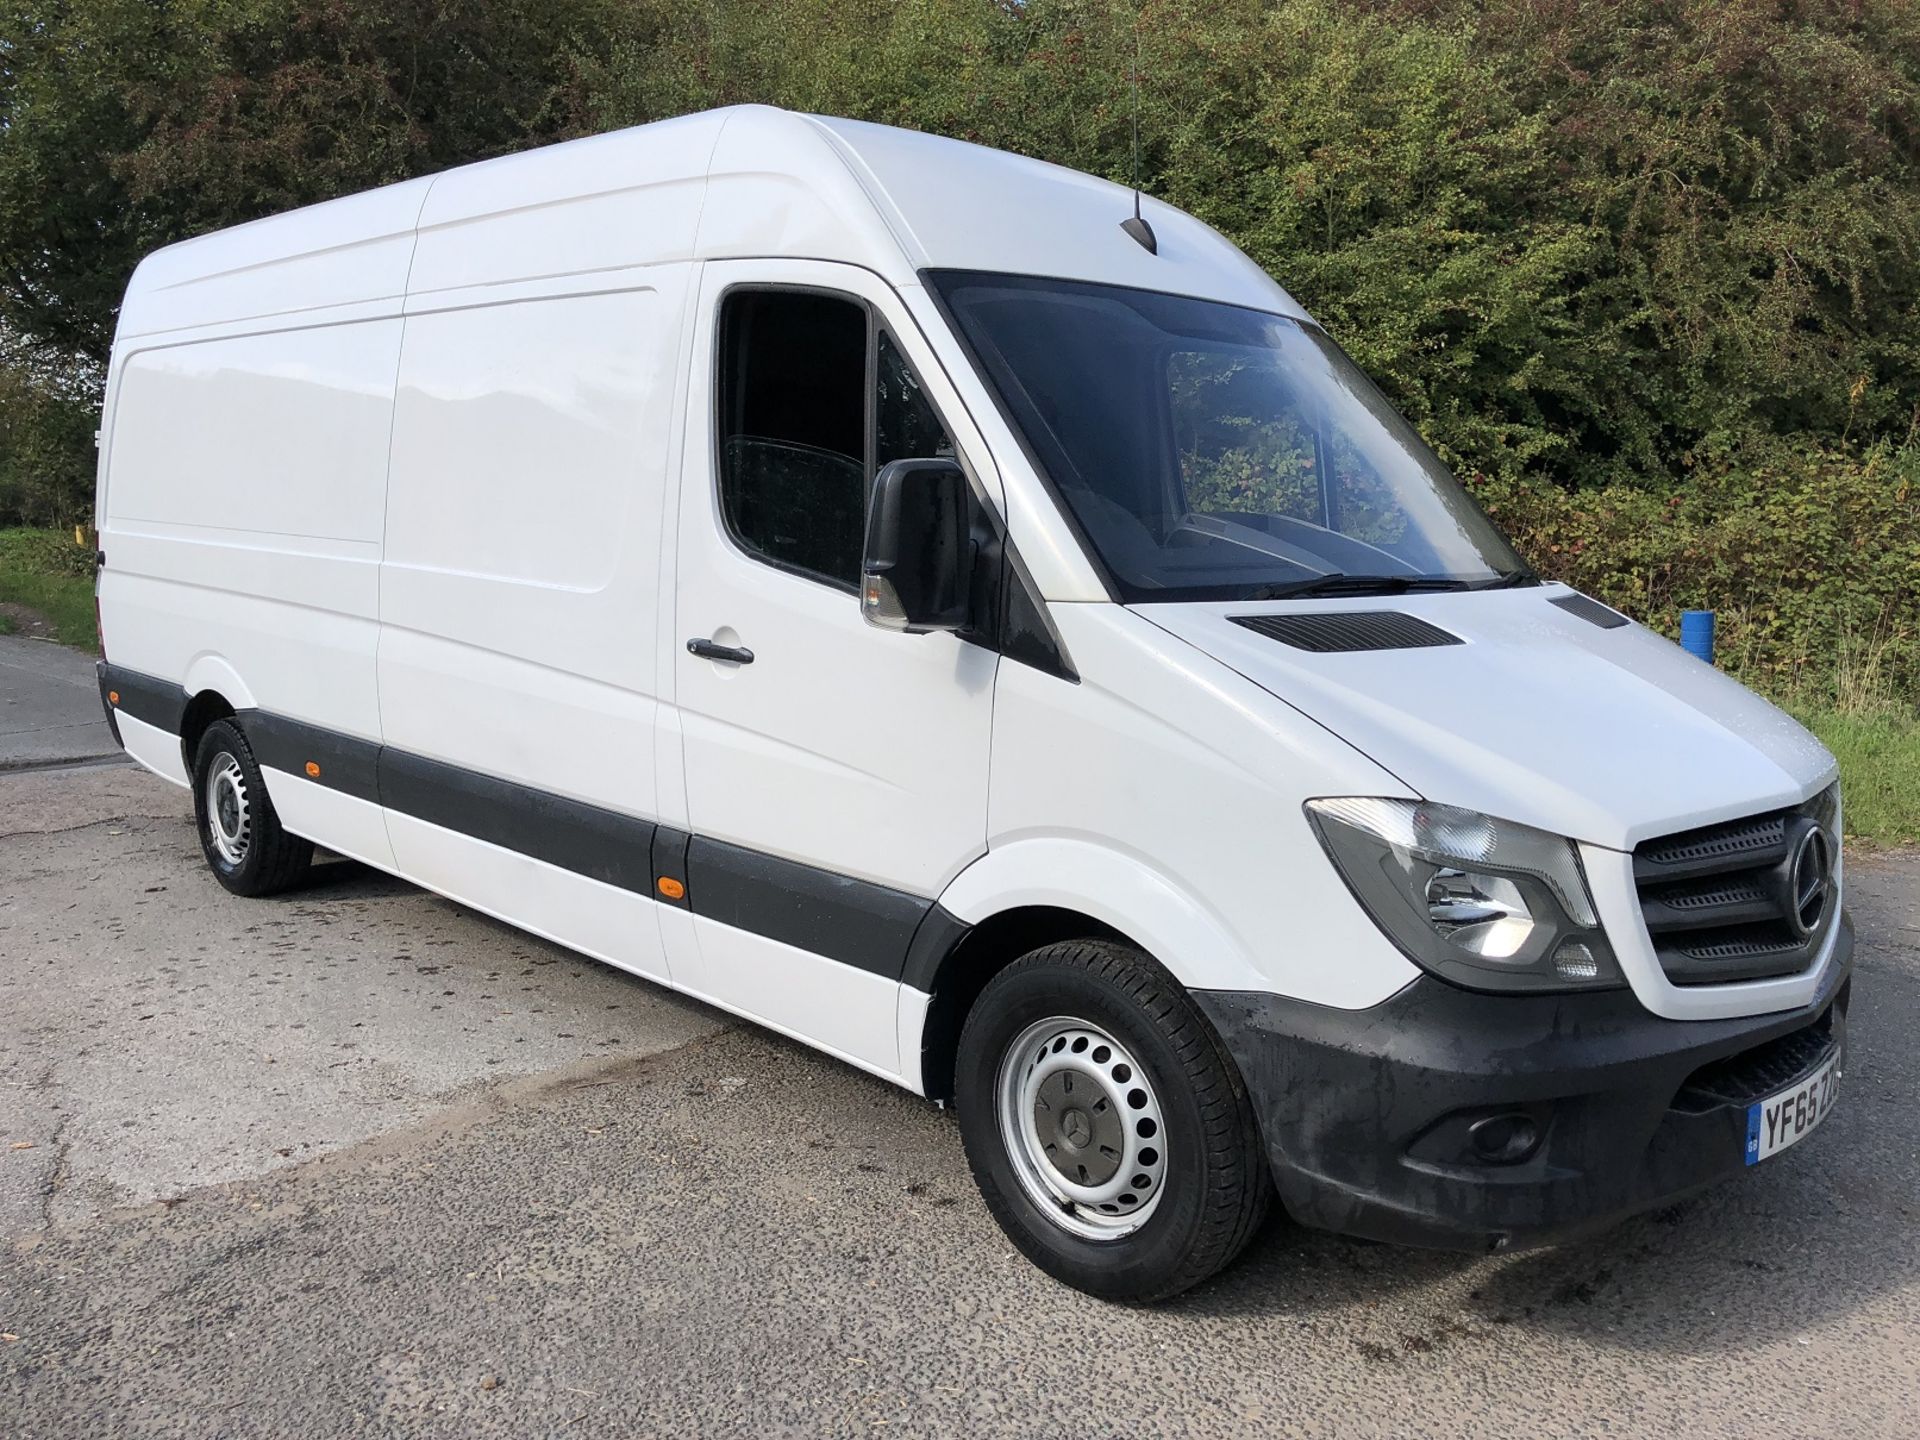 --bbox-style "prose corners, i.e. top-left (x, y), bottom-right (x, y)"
top-left (0, 527), bottom-right (97, 647)
top-left (4, 0), bottom-right (1918, 723)
top-left (1474, 441), bottom-right (1920, 710)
